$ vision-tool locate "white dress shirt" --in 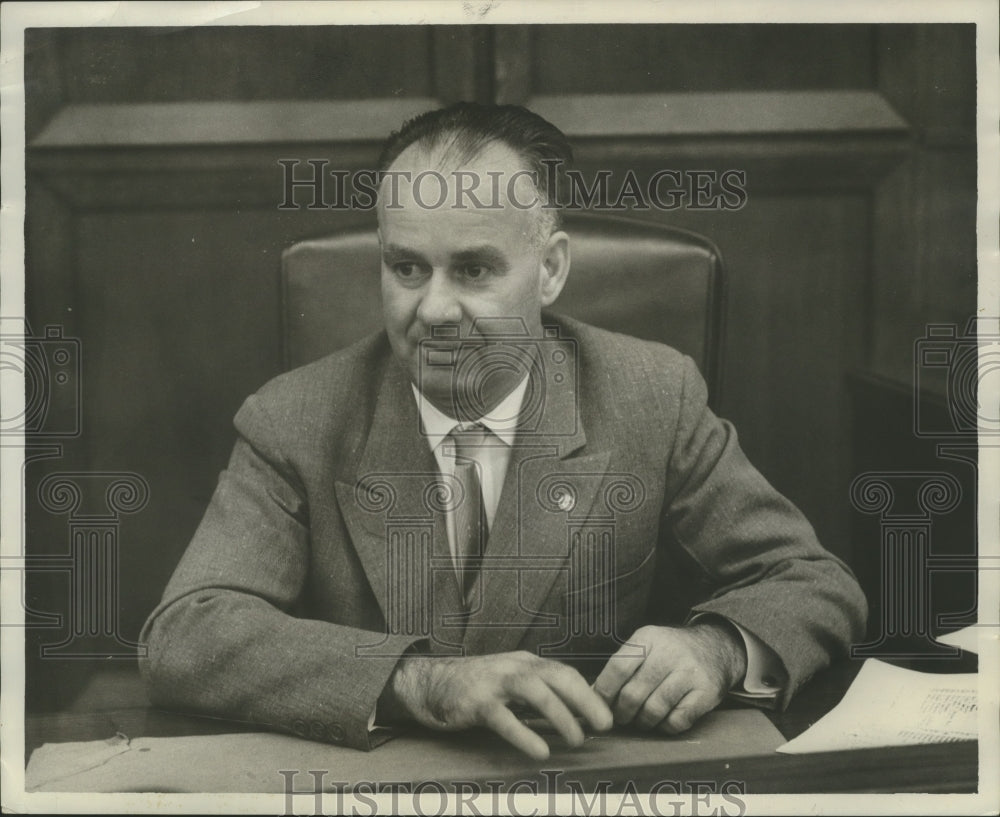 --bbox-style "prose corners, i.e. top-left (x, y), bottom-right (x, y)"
top-left (411, 378), bottom-right (529, 568)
